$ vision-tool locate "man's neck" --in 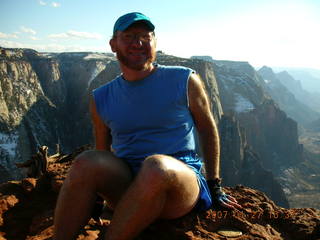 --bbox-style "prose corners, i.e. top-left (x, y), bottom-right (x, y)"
top-left (121, 63), bottom-right (156, 81)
